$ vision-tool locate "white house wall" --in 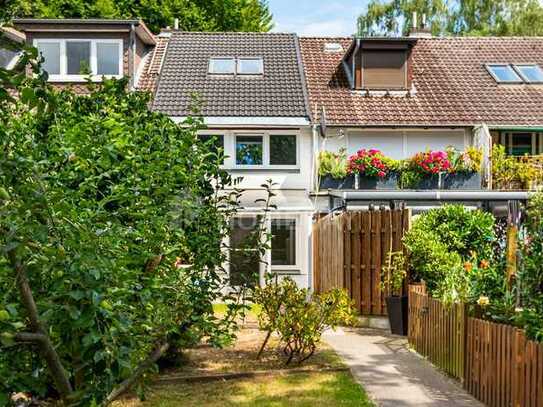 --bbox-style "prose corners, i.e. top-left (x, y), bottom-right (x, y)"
top-left (318, 127), bottom-right (472, 161)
